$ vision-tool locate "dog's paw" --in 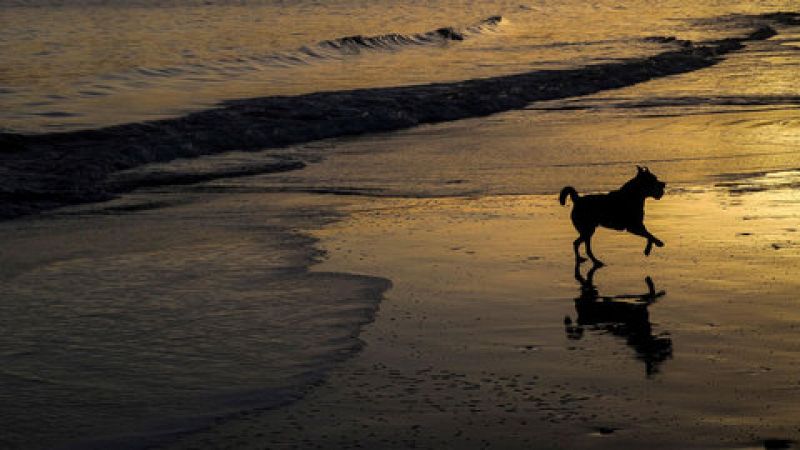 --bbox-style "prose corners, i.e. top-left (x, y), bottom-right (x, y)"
top-left (644, 241), bottom-right (653, 256)
top-left (654, 239), bottom-right (665, 247)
